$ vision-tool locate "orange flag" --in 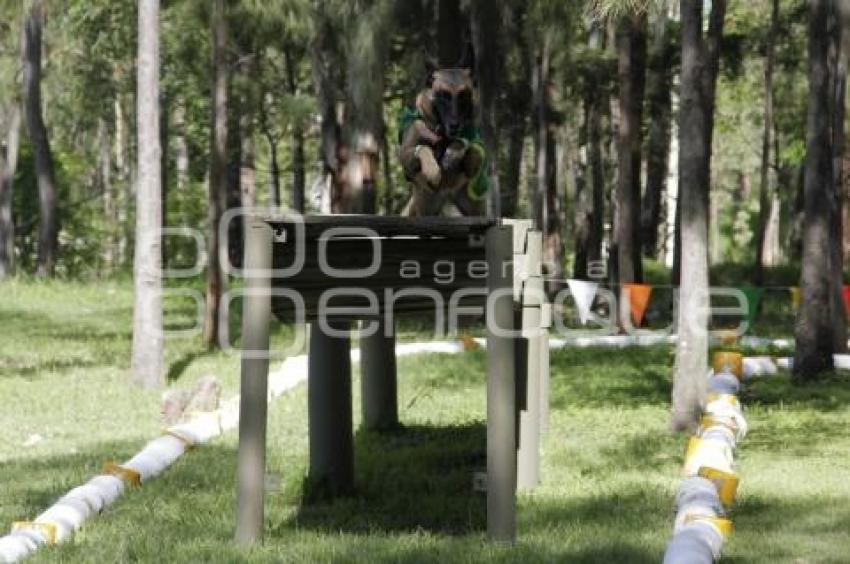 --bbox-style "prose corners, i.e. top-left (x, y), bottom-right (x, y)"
top-left (790, 287), bottom-right (801, 312)
top-left (843, 286), bottom-right (850, 317)
top-left (622, 283), bottom-right (653, 327)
